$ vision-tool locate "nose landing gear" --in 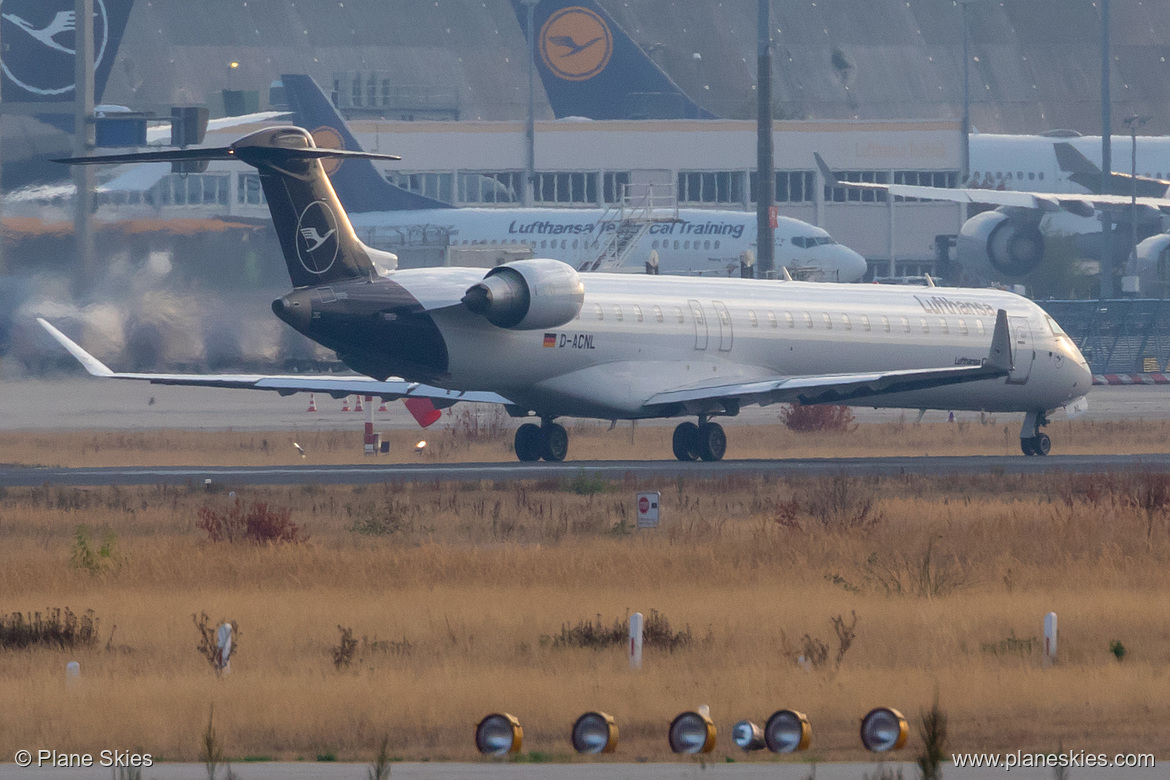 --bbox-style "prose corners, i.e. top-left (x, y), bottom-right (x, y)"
top-left (514, 420), bottom-right (569, 462)
top-left (1020, 410), bottom-right (1051, 456)
top-left (672, 418), bottom-right (726, 461)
